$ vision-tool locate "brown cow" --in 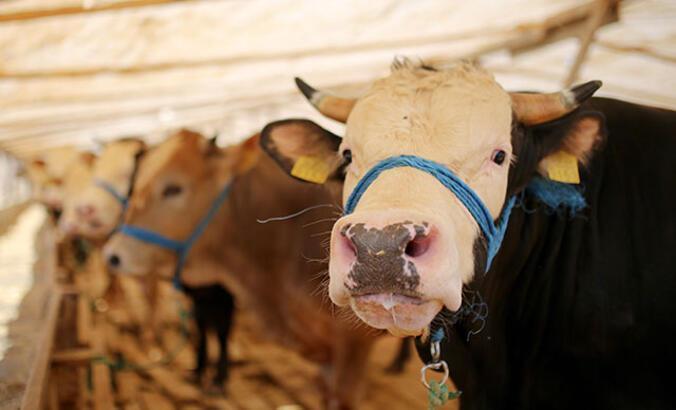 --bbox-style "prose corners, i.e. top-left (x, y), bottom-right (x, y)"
top-left (103, 130), bottom-right (409, 408)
